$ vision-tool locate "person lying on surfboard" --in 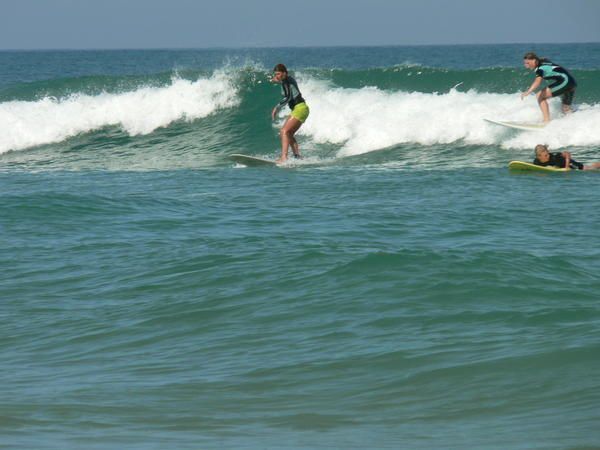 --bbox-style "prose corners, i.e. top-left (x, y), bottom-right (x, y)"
top-left (271, 64), bottom-right (310, 163)
top-left (533, 145), bottom-right (600, 170)
top-left (521, 52), bottom-right (577, 123)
